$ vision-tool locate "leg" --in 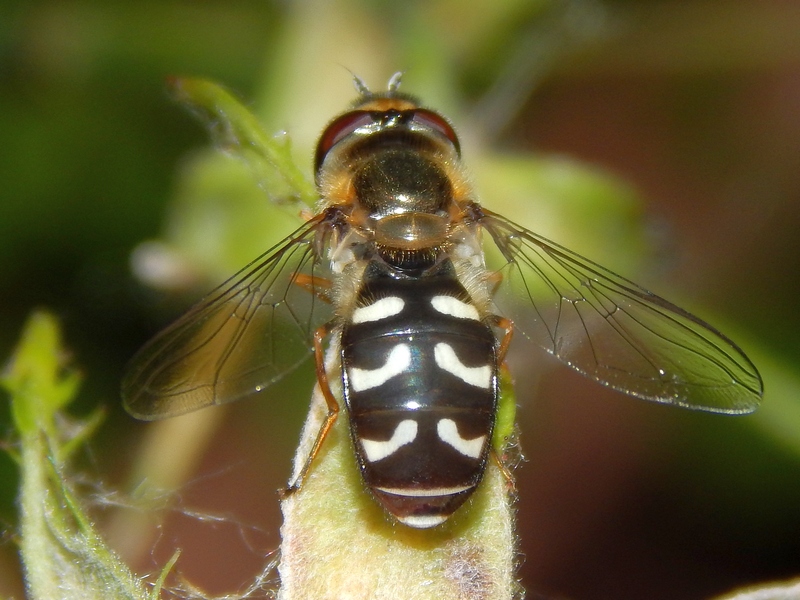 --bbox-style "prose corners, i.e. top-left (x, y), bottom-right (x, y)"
top-left (490, 314), bottom-right (514, 363)
top-left (292, 273), bottom-right (332, 301)
top-left (281, 322), bottom-right (340, 496)
top-left (489, 329), bottom-right (517, 492)
top-left (490, 447), bottom-right (517, 494)
top-left (485, 270), bottom-right (504, 296)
